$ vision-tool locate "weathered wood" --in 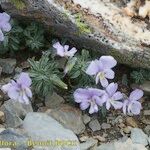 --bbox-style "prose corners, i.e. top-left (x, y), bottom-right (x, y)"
top-left (1, 0), bottom-right (150, 69)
